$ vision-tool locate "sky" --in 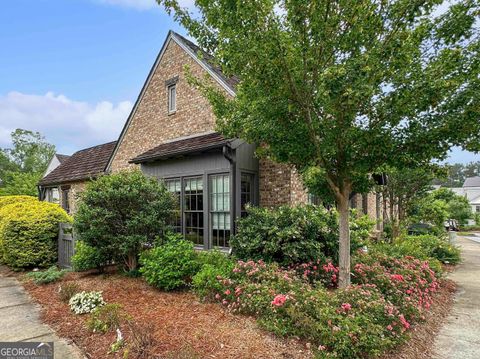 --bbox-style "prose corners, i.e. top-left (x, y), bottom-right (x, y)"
top-left (0, 0), bottom-right (478, 164)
